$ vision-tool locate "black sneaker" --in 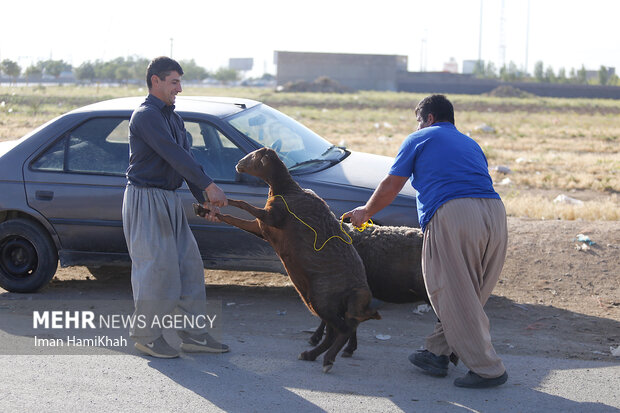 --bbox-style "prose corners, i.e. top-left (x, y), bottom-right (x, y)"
top-left (454, 370), bottom-right (508, 388)
top-left (409, 349), bottom-right (449, 377)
